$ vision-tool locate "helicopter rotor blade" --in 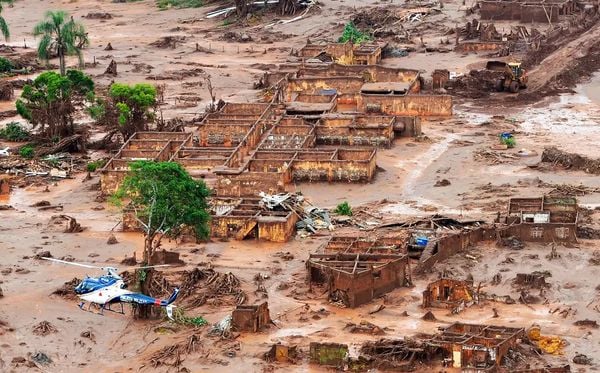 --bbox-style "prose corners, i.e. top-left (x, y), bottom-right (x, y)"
top-left (41, 257), bottom-right (103, 269)
top-left (120, 264), bottom-right (172, 270)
